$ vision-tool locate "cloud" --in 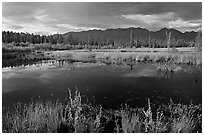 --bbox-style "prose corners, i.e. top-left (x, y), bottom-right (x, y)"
top-left (2, 18), bottom-right (59, 35)
top-left (34, 9), bottom-right (57, 22)
top-left (9, 25), bottom-right (23, 30)
top-left (129, 2), bottom-right (202, 20)
top-left (121, 12), bottom-right (202, 32)
top-left (168, 19), bottom-right (202, 32)
top-left (2, 2), bottom-right (202, 34)
top-left (35, 14), bottom-right (54, 22)
top-left (56, 24), bottom-right (101, 32)
top-left (168, 18), bottom-right (202, 28)
top-left (2, 73), bottom-right (19, 79)
top-left (121, 12), bottom-right (176, 25)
